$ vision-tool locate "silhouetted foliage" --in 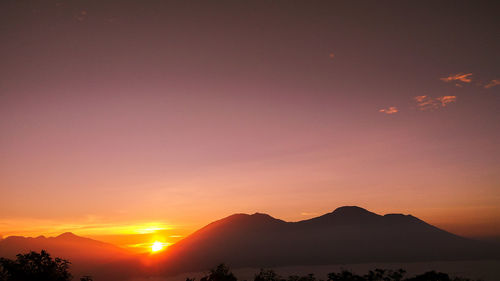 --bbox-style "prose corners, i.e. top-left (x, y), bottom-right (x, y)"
top-left (327, 270), bottom-right (364, 281)
top-left (0, 251), bottom-right (483, 281)
top-left (287, 273), bottom-right (318, 281)
top-left (364, 269), bottom-right (406, 281)
top-left (254, 269), bottom-right (282, 281)
top-left (249, 267), bottom-right (480, 281)
top-left (405, 270), bottom-right (450, 281)
top-left (200, 264), bottom-right (238, 281)
top-left (0, 250), bottom-right (71, 281)
top-left (404, 270), bottom-right (480, 281)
